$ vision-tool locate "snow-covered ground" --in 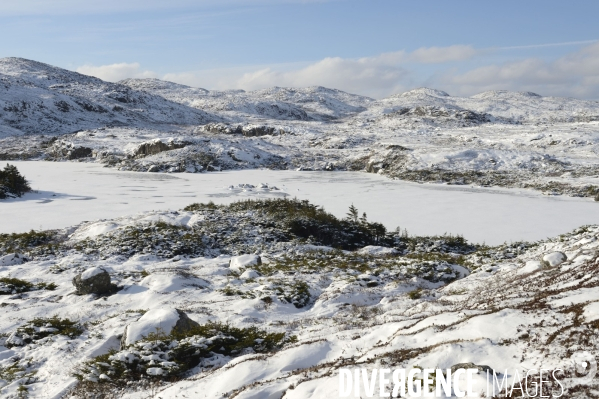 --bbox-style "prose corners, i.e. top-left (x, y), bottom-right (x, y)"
top-left (5, 161), bottom-right (599, 245)
top-left (2, 58), bottom-right (599, 399)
